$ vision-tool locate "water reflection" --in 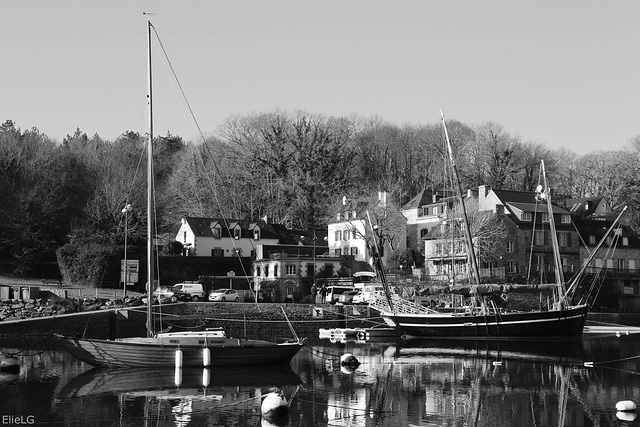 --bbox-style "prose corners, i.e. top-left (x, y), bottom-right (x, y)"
top-left (1, 334), bottom-right (640, 426)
